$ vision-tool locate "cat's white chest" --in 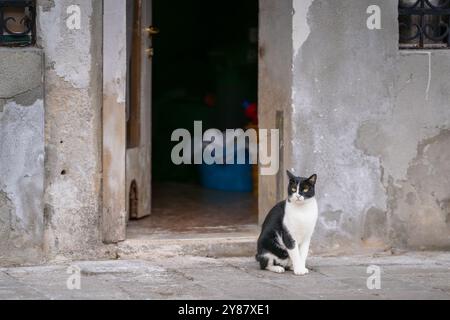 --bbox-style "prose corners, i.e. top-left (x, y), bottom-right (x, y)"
top-left (283, 198), bottom-right (318, 242)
